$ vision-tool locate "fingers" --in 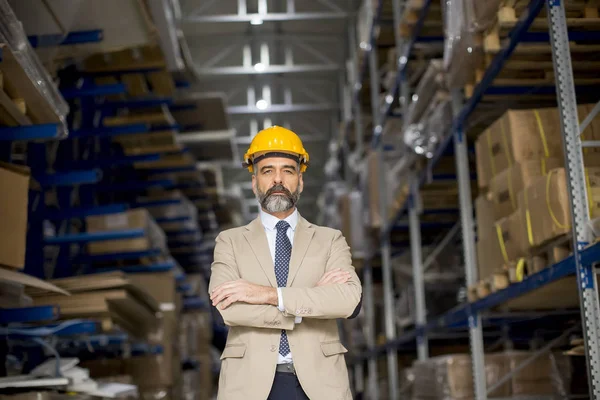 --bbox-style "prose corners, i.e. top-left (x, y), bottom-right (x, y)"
top-left (219, 293), bottom-right (240, 310)
top-left (210, 280), bottom-right (242, 301)
top-left (211, 285), bottom-right (242, 307)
